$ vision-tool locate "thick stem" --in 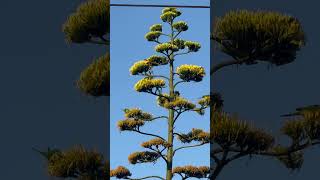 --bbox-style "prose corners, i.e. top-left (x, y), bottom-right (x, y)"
top-left (211, 163), bottom-right (225, 180)
top-left (211, 150), bottom-right (228, 180)
top-left (166, 19), bottom-right (175, 180)
top-left (166, 62), bottom-right (175, 180)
